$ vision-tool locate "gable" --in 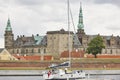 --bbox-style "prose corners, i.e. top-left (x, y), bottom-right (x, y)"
top-left (0, 49), bottom-right (11, 56)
